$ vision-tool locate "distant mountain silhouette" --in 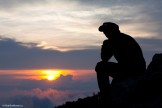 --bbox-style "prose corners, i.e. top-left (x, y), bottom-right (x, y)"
top-left (55, 53), bottom-right (162, 108)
